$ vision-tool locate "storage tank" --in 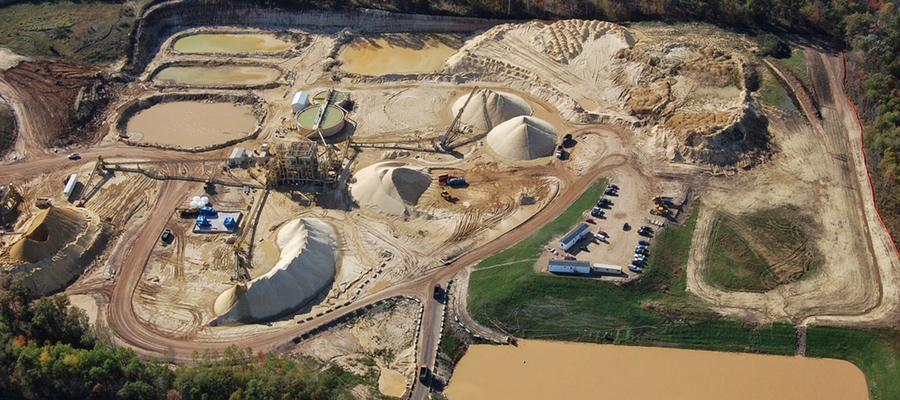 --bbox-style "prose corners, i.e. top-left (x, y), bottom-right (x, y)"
top-left (296, 105), bottom-right (346, 137)
top-left (311, 89), bottom-right (348, 106)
